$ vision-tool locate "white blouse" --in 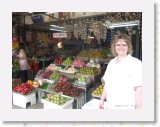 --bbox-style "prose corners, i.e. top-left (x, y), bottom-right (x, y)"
top-left (102, 54), bottom-right (142, 109)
